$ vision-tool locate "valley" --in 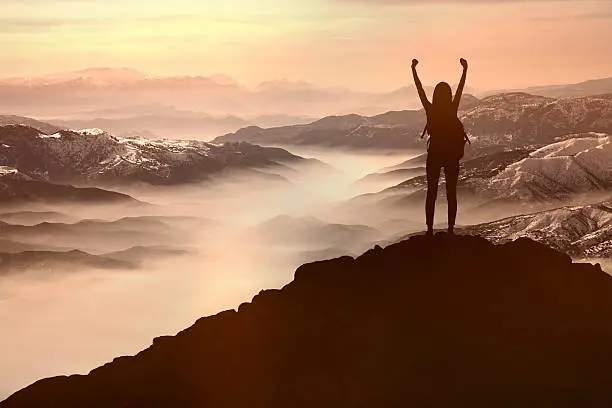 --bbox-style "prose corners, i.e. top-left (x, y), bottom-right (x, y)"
top-left (0, 89), bottom-right (610, 401)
